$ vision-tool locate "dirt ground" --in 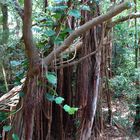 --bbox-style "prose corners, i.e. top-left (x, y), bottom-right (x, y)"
top-left (101, 97), bottom-right (140, 140)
